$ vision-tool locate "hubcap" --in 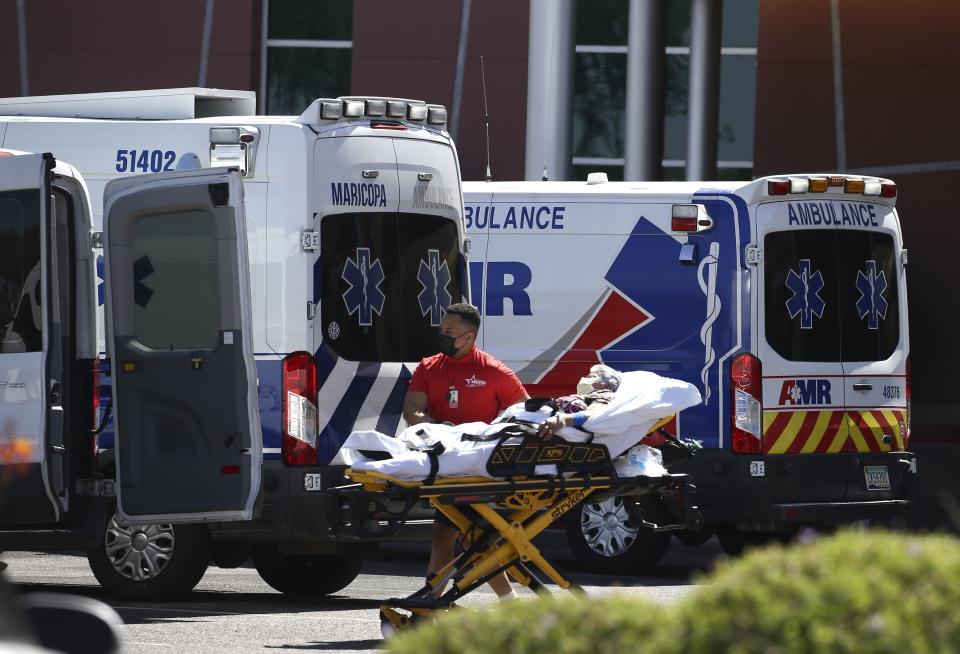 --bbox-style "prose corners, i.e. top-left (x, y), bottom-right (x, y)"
top-left (580, 498), bottom-right (639, 557)
top-left (103, 516), bottom-right (175, 582)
